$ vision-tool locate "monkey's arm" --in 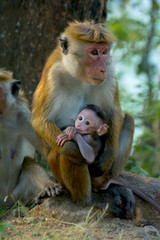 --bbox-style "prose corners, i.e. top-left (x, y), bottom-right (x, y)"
top-left (89, 108), bottom-right (124, 177)
top-left (74, 133), bottom-right (95, 164)
top-left (100, 111), bottom-right (121, 171)
top-left (31, 116), bottom-right (61, 149)
top-left (31, 89), bottom-right (84, 162)
top-left (31, 115), bottom-right (84, 161)
top-left (18, 111), bottom-right (41, 151)
top-left (22, 122), bottom-right (40, 151)
top-left (94, 112), bottom-right (134, 177)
